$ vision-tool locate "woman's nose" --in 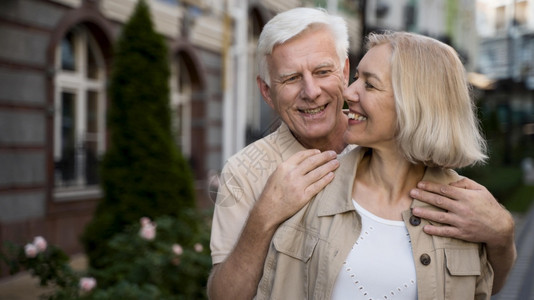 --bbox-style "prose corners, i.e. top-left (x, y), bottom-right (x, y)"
top-left (343, 81), bottom-right (359, 104)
